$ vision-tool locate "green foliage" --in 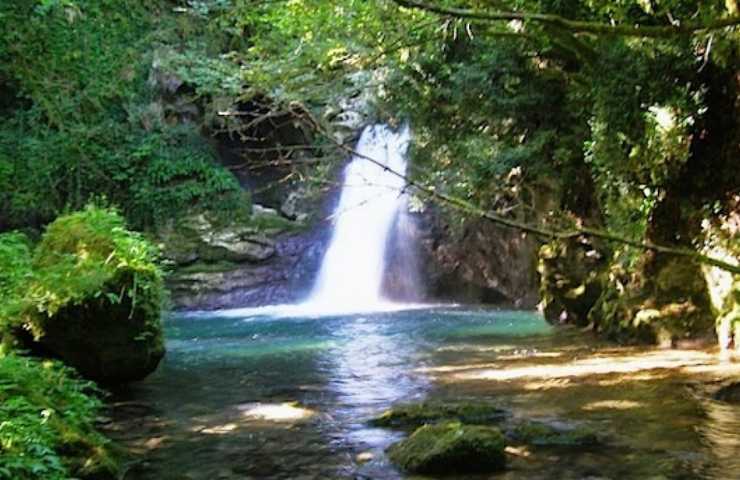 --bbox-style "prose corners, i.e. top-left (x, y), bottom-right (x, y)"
top-left (0, 0), bottom-right (246, 230)
top-left (384, 31), bottom-right (587, 206)
top-left (582, 37), bottom-right (700, 240)
top-left (0, 233), bottom-right (32, 304)
top-left (0, 354), bottom-right (117, 480)
top-left (1, 206), bottom-right (164, 342)
top-left (124, 128), bottom-right (247, 227)
top-left (218, 0), bottom-right (399, 102)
